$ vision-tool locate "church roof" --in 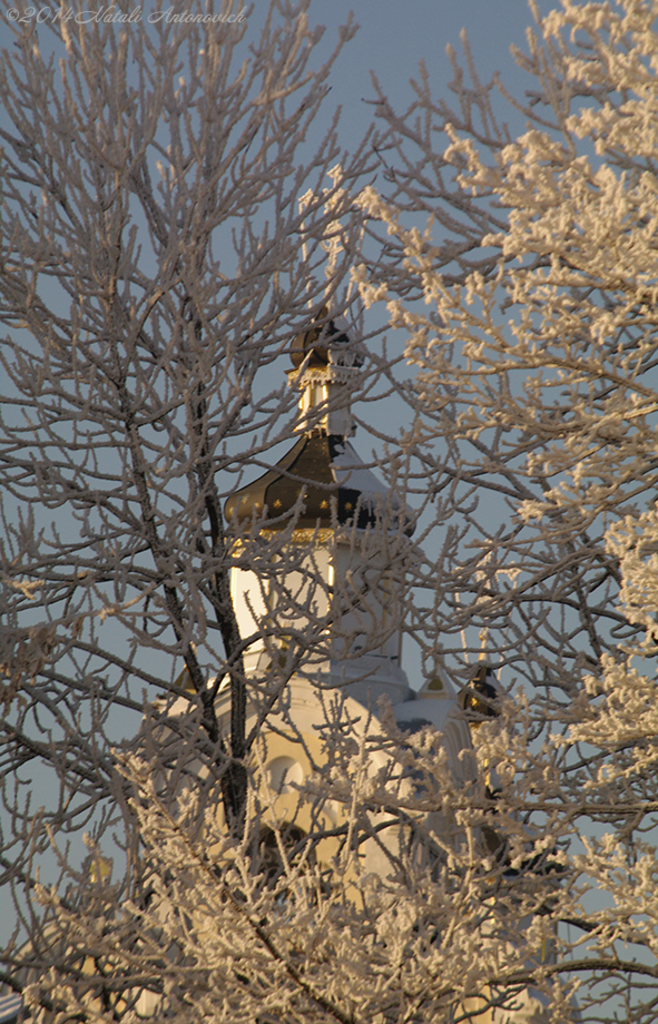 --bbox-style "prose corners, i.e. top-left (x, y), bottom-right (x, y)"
top-left (224, 433), bottom-right (413, 534)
